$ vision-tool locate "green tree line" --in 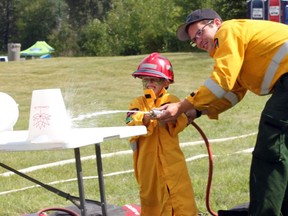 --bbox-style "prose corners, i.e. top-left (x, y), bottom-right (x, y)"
top-left (0, 0), bottom-right (247, 56)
